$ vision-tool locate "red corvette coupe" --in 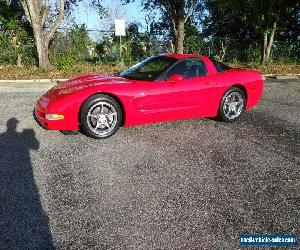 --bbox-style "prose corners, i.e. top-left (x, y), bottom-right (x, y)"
top-left (35, 54), bottom-right (264, 139)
